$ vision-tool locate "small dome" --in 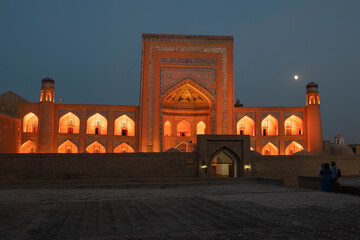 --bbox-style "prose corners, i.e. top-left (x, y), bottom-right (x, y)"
top-left (330, 143), bottom-right (354, 156)
top-left (306, 82), bottom-right (318, 88)
top-left (306, 82), bottom-right (319, 93)
top-left (41, 77), bottom-right (55, 83)
top-left (41, 77), bottom-right (55, 89)
top-left (335, 134), bottom-right (344, 140)
top-left (165, 148), bottom-right (181, 152)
